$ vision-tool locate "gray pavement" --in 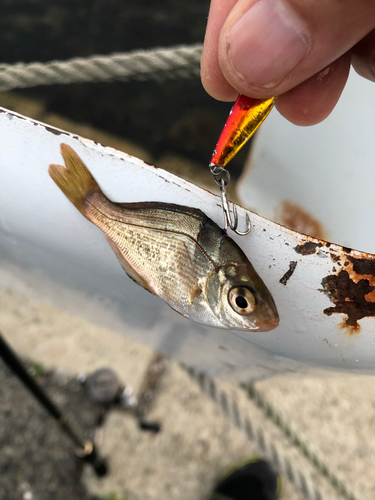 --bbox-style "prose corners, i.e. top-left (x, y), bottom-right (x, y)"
top-left (1, 287), bottom-right (374, 500)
